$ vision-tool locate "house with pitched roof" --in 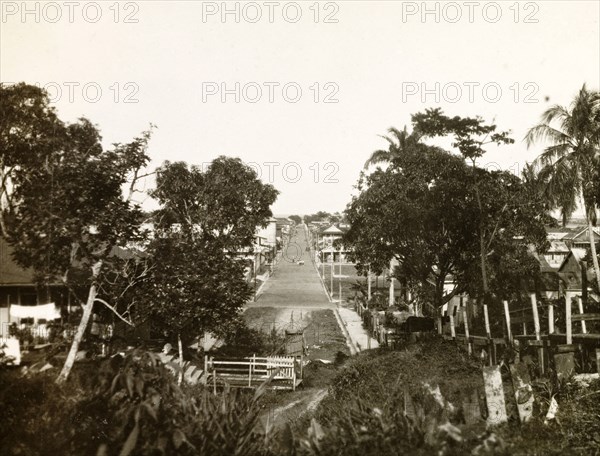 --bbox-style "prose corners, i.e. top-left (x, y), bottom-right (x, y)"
top-left (0, 238), bottom-right (71, 338)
